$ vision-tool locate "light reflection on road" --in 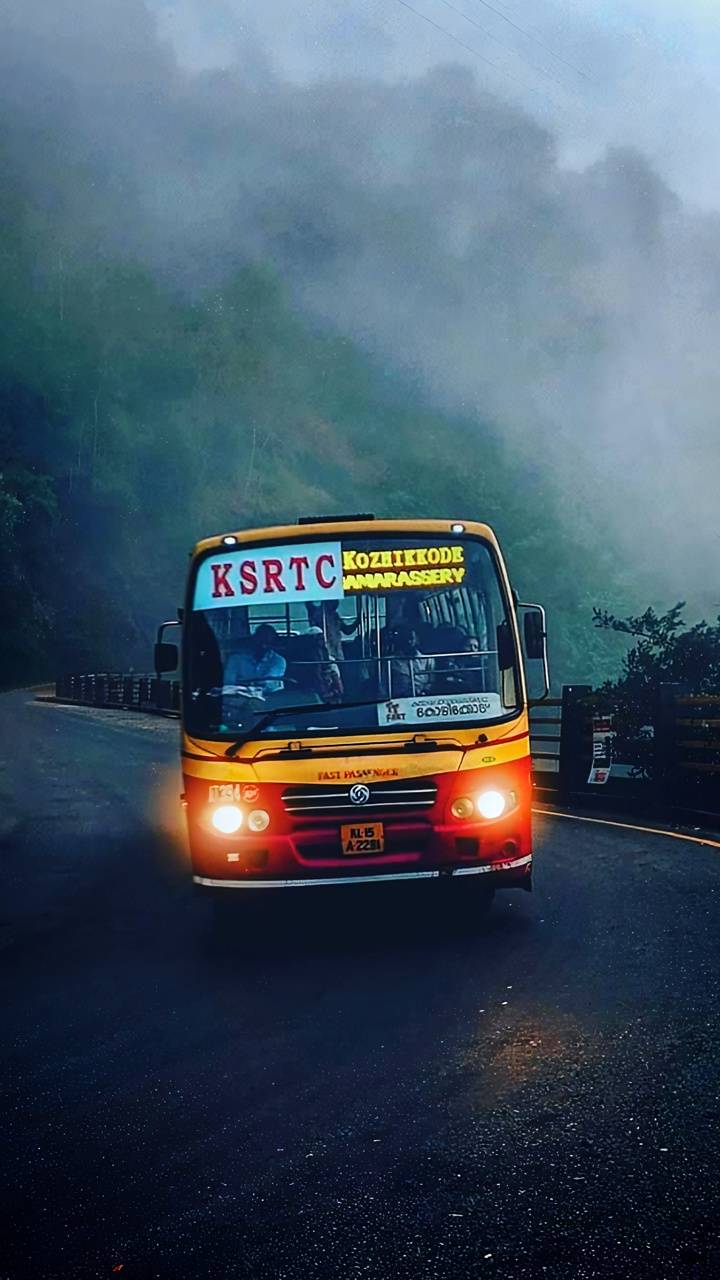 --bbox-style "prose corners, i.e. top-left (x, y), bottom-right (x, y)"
top-left (459, 1010), bottom-right (596, 1106)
